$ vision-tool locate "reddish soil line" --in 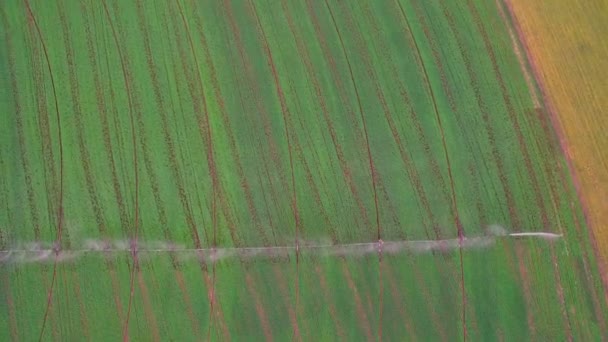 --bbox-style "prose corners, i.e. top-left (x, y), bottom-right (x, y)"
top-left (303, 0), bottom-right (374, 231)
top-left (0, 163), bottom-right (18, 342)
top-left (400, 0), bottom-right (471, 223)
top-left (164, 0), bottom-right (209, 248)
top-left (174, 270), bottom-right (204, 340)
top-left (447, 2), bottom-right (544, 332)
top-left (166, 3), bottom-right (240, 338)
top-left (135, 0), bottom-right (204, 253)
top-left (202, 265), bottom-right (231, 341)
top-left (158, 8), bottom-right (234, 333)
top-left (60, 267), bottom-right (71, 337)
top-left (246, 3), bottom-right (304, 338)
top-left (303, 1), bottom-right (367, 151)
top-left (245, 273), bottom-right (274, 342)
top-left (512, 245), bottom-right (537, 338)
top-left (0, 7), bottom-right (41, 240)
top-left (225, 67), bottom-right (285, 246)
top-left (80, 1), bottom-right (130, 235)
top-left (319, 4), bottom-right (397, 338)
top-left (68, 267), bottom-right (91, 342)
top-left (186, 0), bottom-right (269, 248)
top-left (501, 0), bottom-right (608, 299)
top-left (289, 1), bottom-right (370, 240)
top-left (311, 264), bottom-right (346, 340)
top-left (384, 262), bottom-right (418, 341)
top-left (247, 2), bottom-right (301, 241)
top-left (57, 1), bottom-right (109, 245)
top-left (340, 259), bottom-right (374, 341)
top-left (29, 29), bottom-right (59, 237)
top-left (282, 5), bottom-right (425, 333)
top-left (378, 257), bottom-right (384, 341)
top-left (221, 0), bottom-right (295, 240)
top-left (378, 181), bottom-right (430, 340)
top-left (142, 263), bottom-right (172, 340)
top-left (395, 2), bottom-right (467, 339)
top-left (23, 2), bottom-right (67, 340)
top-left (323, 0), bottom-right (380, 241)
top-left (109, 1), bottom-right (216, 338)
top-left (368, 0), bottom-right (451, 240)
top-left (465, 0), bottom-right (553, 231)
top-left (288, 136), bottom-right (354, 336)
top-left (394, 1), bottom-right (478, 336)
top-left (1, 275), bottom-right (19, 341)
top-left (158, 5), bottom-right (211, 246)
top-left (206, 263), bottom-right (217, 341)
top-left (524, 110), bottom-right (600, 336)
top-left (545, 123), bottom-right (607, 332)
top-left (24, 6), bottom-right (61, 233)
top-left (58, 4), bottom-right (101, 339)
top-left (136, 270), bottom-right (161, 342)
top-left (290, 121), bottom-right (339, 242)
top-left (214, 2), bottom-right (307, 338)
top-left (105, 261), bottom-right (126, 326)
top-left (271, 267), bottom-right (302, 341)
top-left (504, 0), bottom-right (607, 321)
top-left (79, 2), bottom-right (148, 327)
top-left (172, 0), bottom-right (220, 250)
top-left (38, 269), bottom-right (60, 341)
top-left (461, 1), bottom-right (578, 335)
top-left (549, 246), bottom-right (574, 341)
top-left (99, 2), bottom-right (141, 340)
top-left (469, 4), bottom-right (572, 332)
